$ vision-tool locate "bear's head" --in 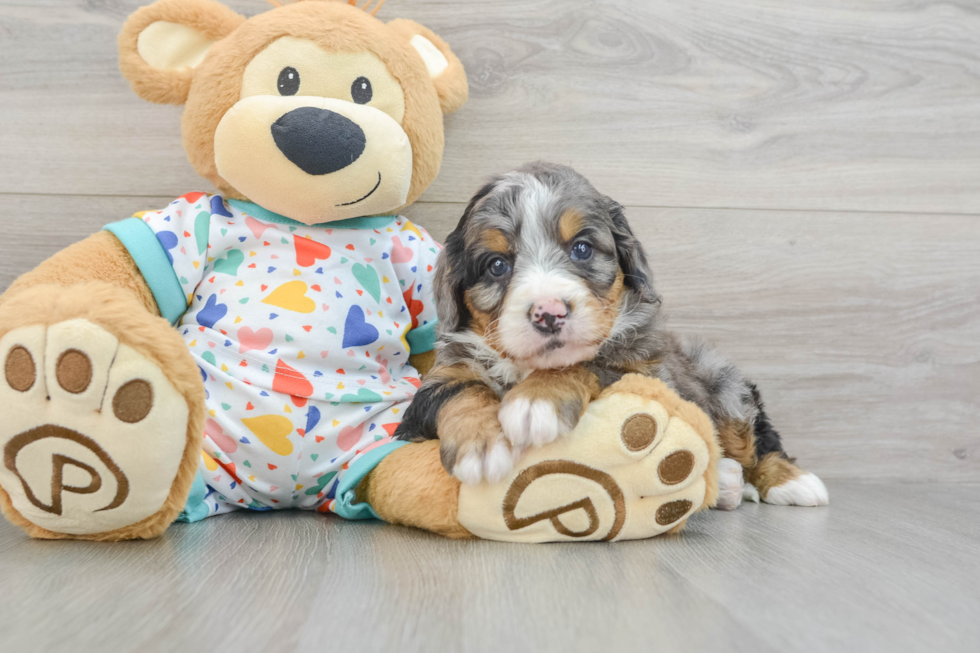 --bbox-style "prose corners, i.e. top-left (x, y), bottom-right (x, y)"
top-left (119, 0), bottom-right (467, 224)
